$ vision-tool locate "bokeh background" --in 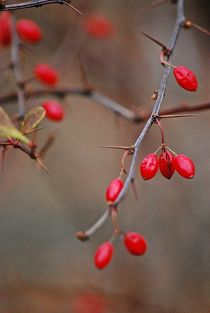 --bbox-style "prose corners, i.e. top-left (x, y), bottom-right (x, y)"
top-left (0, 0), bottom-right (209, 312)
